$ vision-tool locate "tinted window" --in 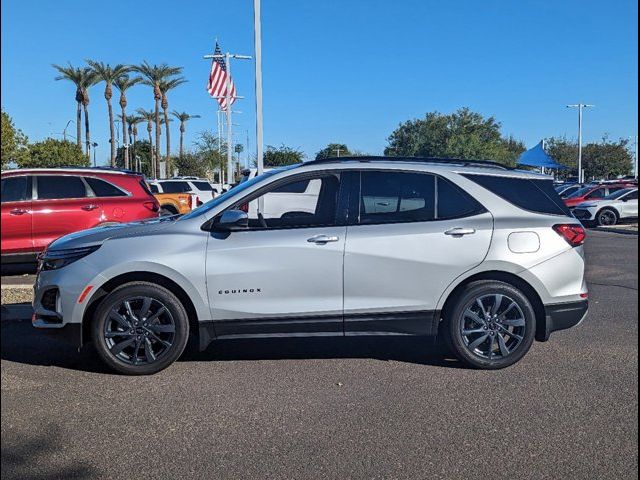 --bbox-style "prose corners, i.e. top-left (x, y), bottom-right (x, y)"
top-left (463, 174), bottom-right (571, 216)
top-left (85, 177), bottom-right (127, 197)
top-left (148, 184), bottom-right (159, 194)
top-left (436, 177), bottom-right (485, 219)
top-left (272, 179), bottom-right (310, 193)
top-left (359, 172), bottom-right (435, 224)
top-left (585, 188), bottom-right (606, 199)
top-left (624, 191), bottom-right (638, 201)
top-left (232, 174), bottom-right (340, 229)
top-left (160, 181), bottom-right (191, 193)
top-left (191, 181), bottom-right (213, 191)
top-left (37, 175), bottom-right (87, 200)
top-left (1, 176), bottom-right (31, 202)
